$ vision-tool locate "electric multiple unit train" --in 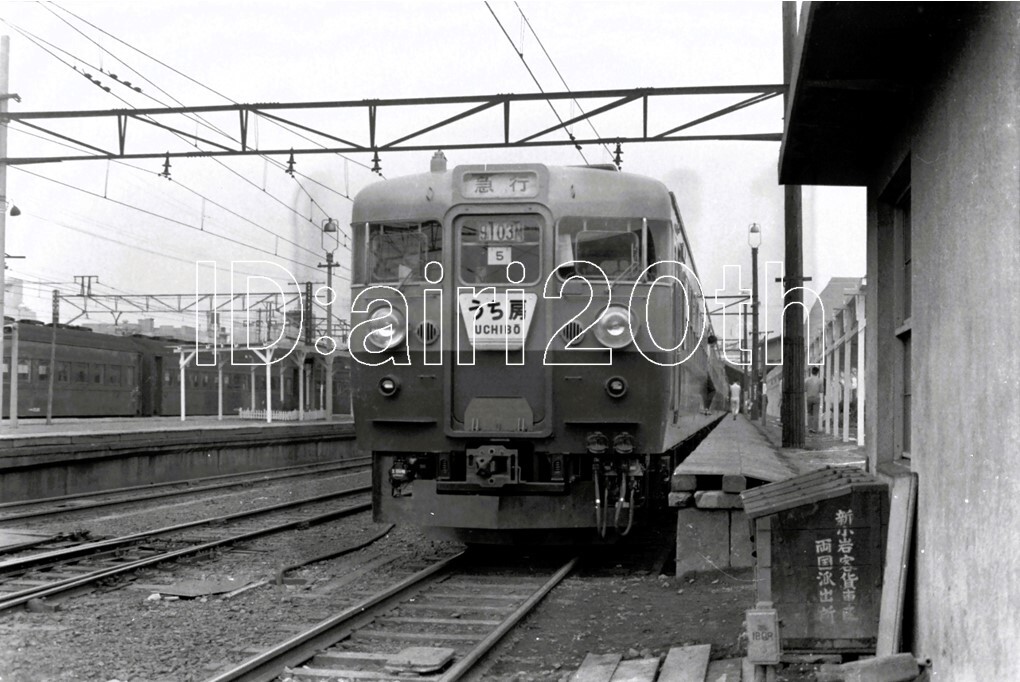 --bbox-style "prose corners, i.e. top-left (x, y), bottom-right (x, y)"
top-left (348, 155), bottom-right (728, 543)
